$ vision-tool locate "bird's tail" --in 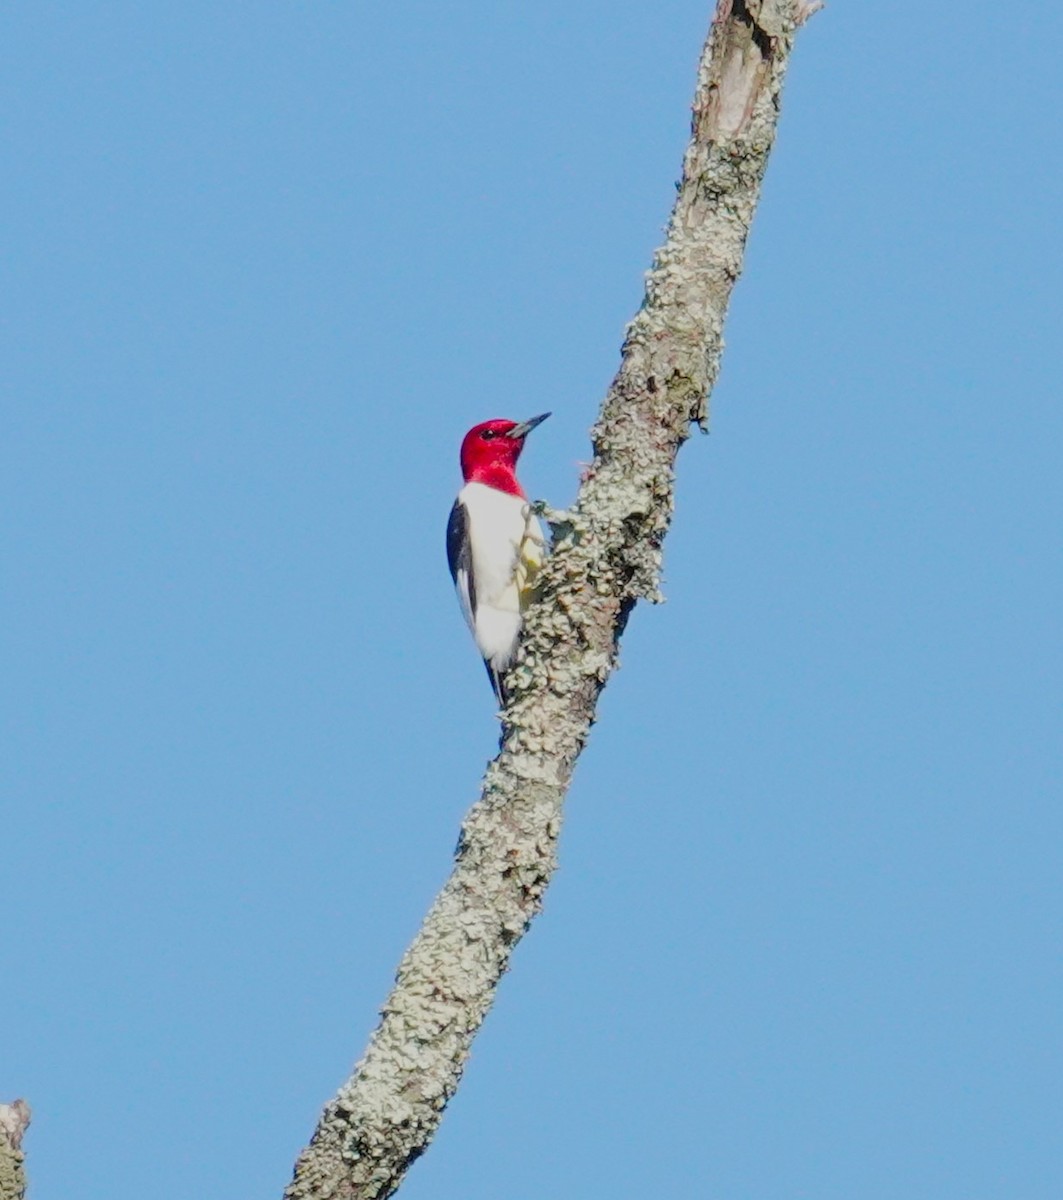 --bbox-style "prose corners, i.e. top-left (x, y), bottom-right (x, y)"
top-left (484, 659), bottom-right (508, 708)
